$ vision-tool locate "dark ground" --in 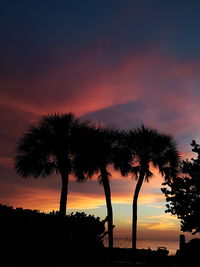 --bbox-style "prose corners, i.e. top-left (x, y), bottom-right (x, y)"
top-left (1, 246), bottom-right (197, 267)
